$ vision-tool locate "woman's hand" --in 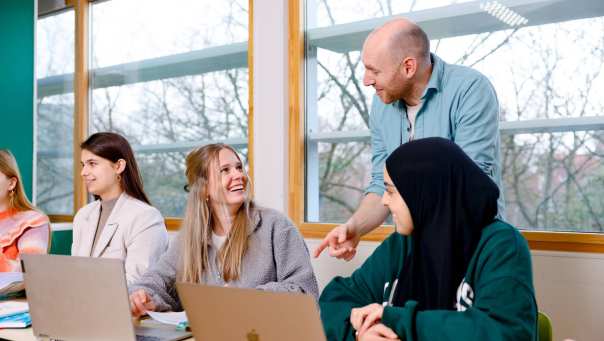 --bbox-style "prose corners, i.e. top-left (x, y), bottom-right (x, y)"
top-left (129, 289), bottom-right (156, 318)
top-left (350, 303), bottom-right (384, 335)
top-left (358, 323), bottom-right (400, 341)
